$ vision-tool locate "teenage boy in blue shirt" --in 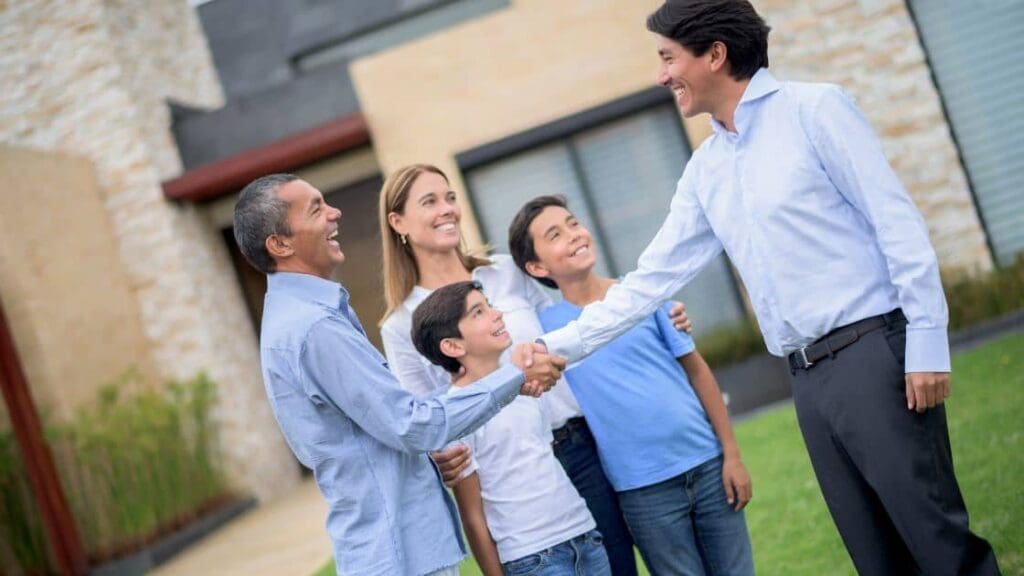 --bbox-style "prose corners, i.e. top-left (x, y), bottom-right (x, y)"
top-left (509, 195), bottom-right (754, 576)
